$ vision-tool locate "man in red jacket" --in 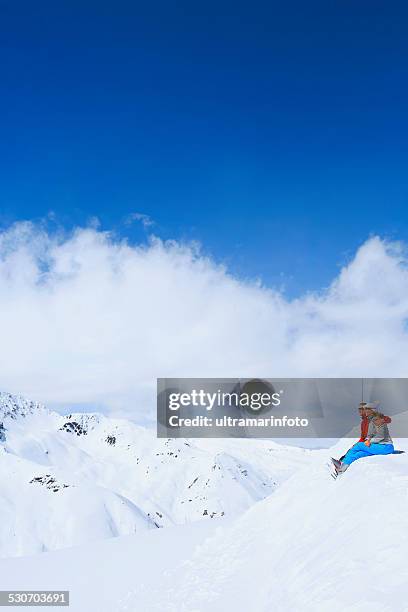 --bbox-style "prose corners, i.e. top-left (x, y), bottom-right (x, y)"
top-left (358, 402), bottom-right (369, 442)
